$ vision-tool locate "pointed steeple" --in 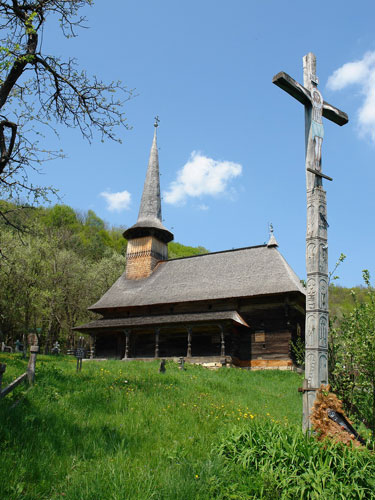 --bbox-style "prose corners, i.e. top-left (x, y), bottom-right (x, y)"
top-left (267, 223), bottom-right (278, 248)
top-left (123, 118), bottom-right (174, 244)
